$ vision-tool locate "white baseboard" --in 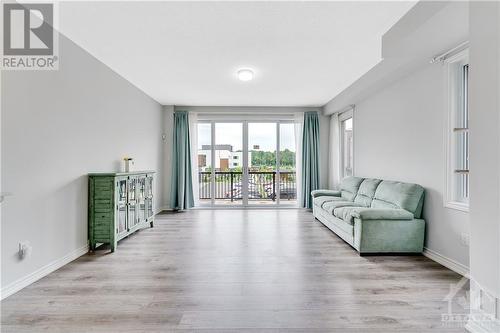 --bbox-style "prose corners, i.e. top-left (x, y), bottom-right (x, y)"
top-left (466, 312), bottom-right (500, 333)
top-left (466, 319), bottom-right (494, 333)
top-left (466, 280), bottom-right (500, 333)
top-left (423, 247), bottom-right (469, 277)
top-left (156, 206), bottom-right (173, 214)
top-left (0, 244), bottom-right (89, 300)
